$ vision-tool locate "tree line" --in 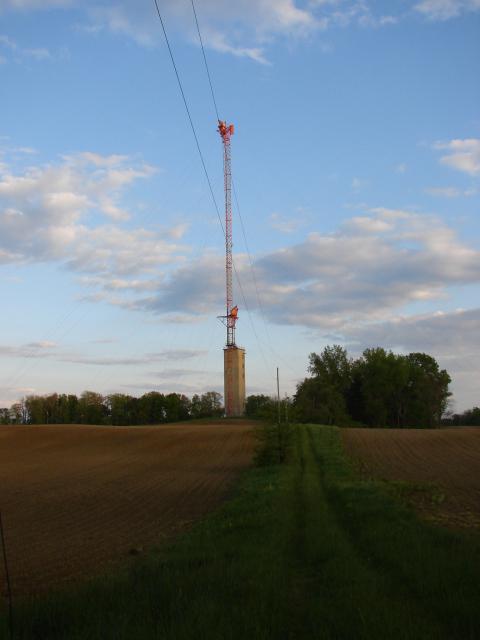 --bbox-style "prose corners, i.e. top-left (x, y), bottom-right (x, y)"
top-left (294, 345), bottom-right (451, 427)
top-left (442, 406), bottom-right (480, 427)
top-left (246, 345), bottom-right (455, 428)
top-left (1, 346), bottom-right (472, 429)
top-left (0, 390), bottom-right (223, 425)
